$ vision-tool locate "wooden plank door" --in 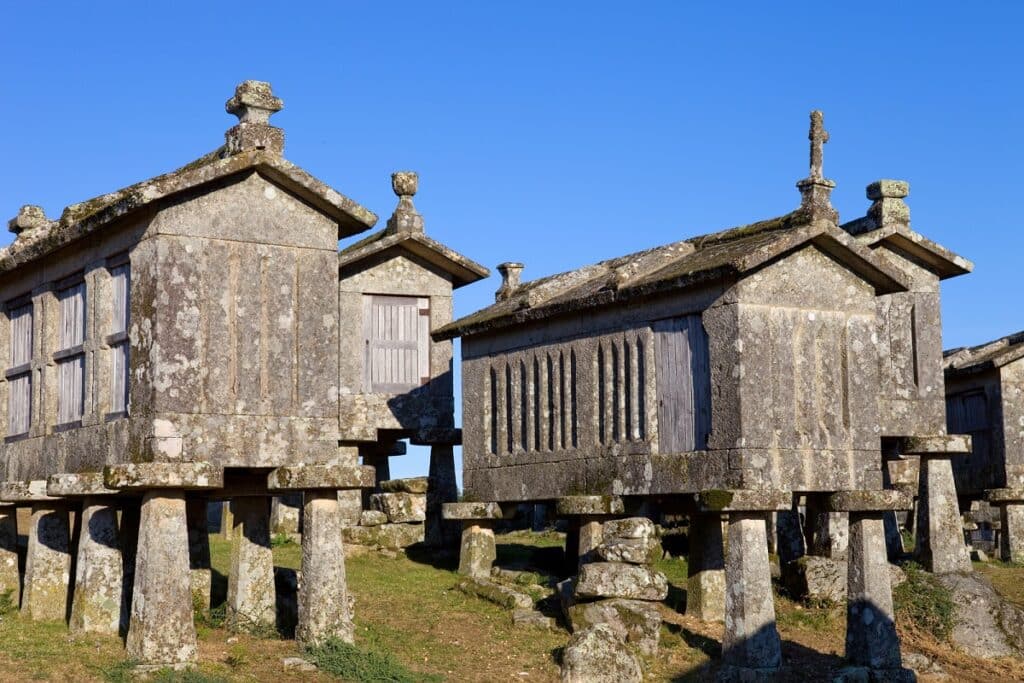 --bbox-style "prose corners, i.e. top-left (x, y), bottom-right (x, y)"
top-left (654, 314), bottom-right (710, 453)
